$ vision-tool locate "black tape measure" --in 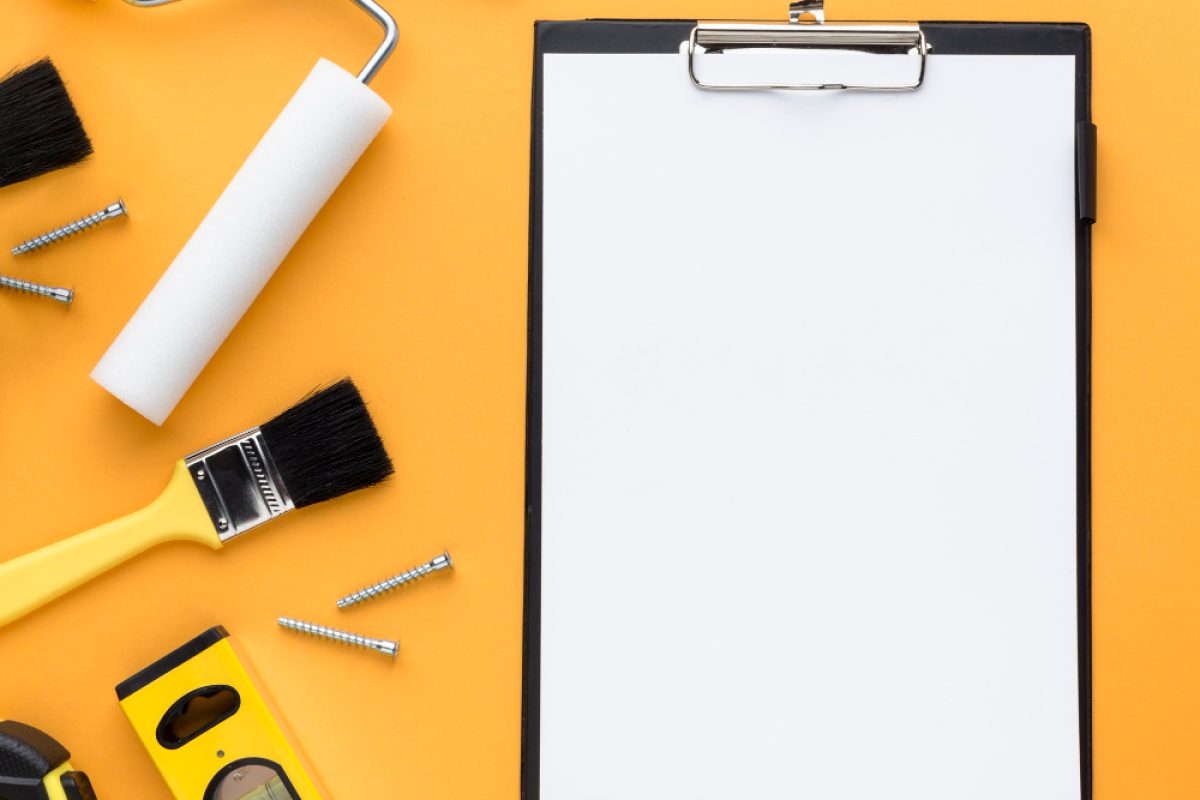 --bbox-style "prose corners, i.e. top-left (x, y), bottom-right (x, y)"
top-left (0, 721), bottom-right (97, 800)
